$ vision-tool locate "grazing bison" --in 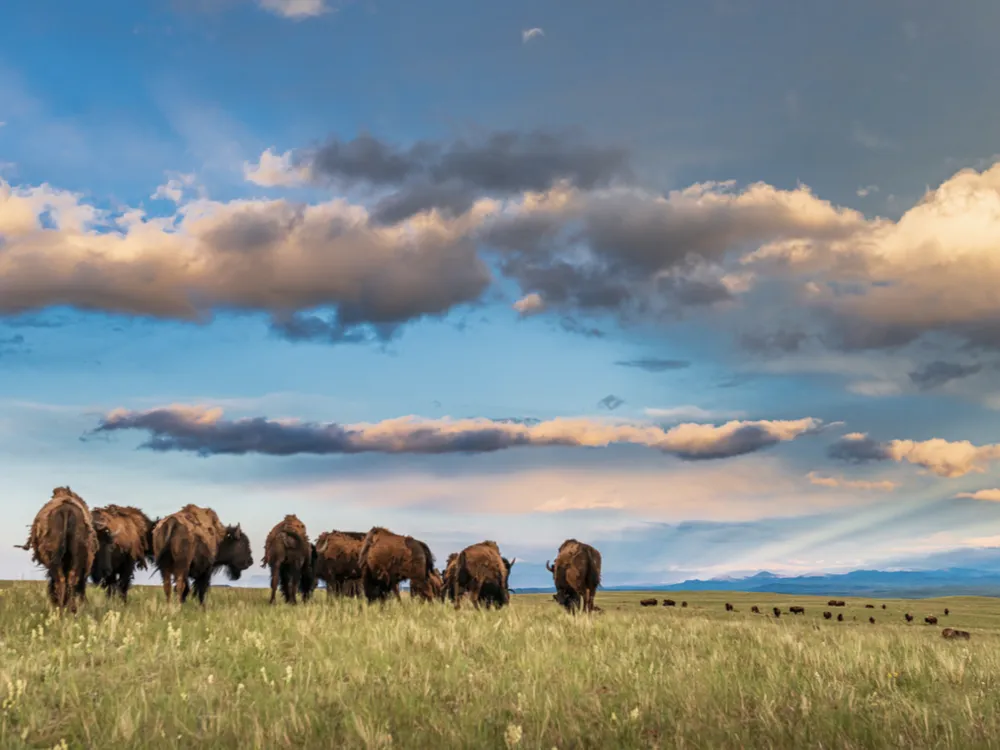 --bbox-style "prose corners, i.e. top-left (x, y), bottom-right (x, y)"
top-left (789, 606), bottom-right (805, 615)
top-left (942, 628), bottom-right (970, 640)
top-left (262, 514), bottom-right (315, 605)
top-left (773, 607), bottom-right (781, 618)
top-left (662, 599), bottom-right (676, 607)
top-left (869, 616), bottom-right (876, 624)
top-left (314, 530), bottom-right (366, 597)
top-left (358, 526), bottom-right (436, 603)
top-left (681, 601), bottom-right (688, 608)
top-left (823, 611), bottom-right (832, 619)
top-left (751, 605), bottom-right (760, 614)
top-left (152, 504), bottom-right (253, 606)
top-left (864, 604), bottom-right (875, 609)
top-left (451, 540), bottom-right (515, 609)
top-left (827, 599), bottom-right (845, 607)
top-left (881, 604), bottom-right (886, 610)
top-left (640, 598), bottom-right (658, 607)
top-left (89, 504), bottom-right (157, 603)
top-left (547, 539), bottom-right (602, 614)
top-left (17, 487), bottom-right (99, 613)
top-left (944, 608), bottom-right (950, 616)
top-left (725, 602), bottom-right (734, 612)
top-left (905, 613), bottom-right (914, 622)
top-left (837, 613), bottom-right (843, 621)
top-left (441, 553), bottom-right (459, 601)
top-left (925, 616), bottom-right (938, 625)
